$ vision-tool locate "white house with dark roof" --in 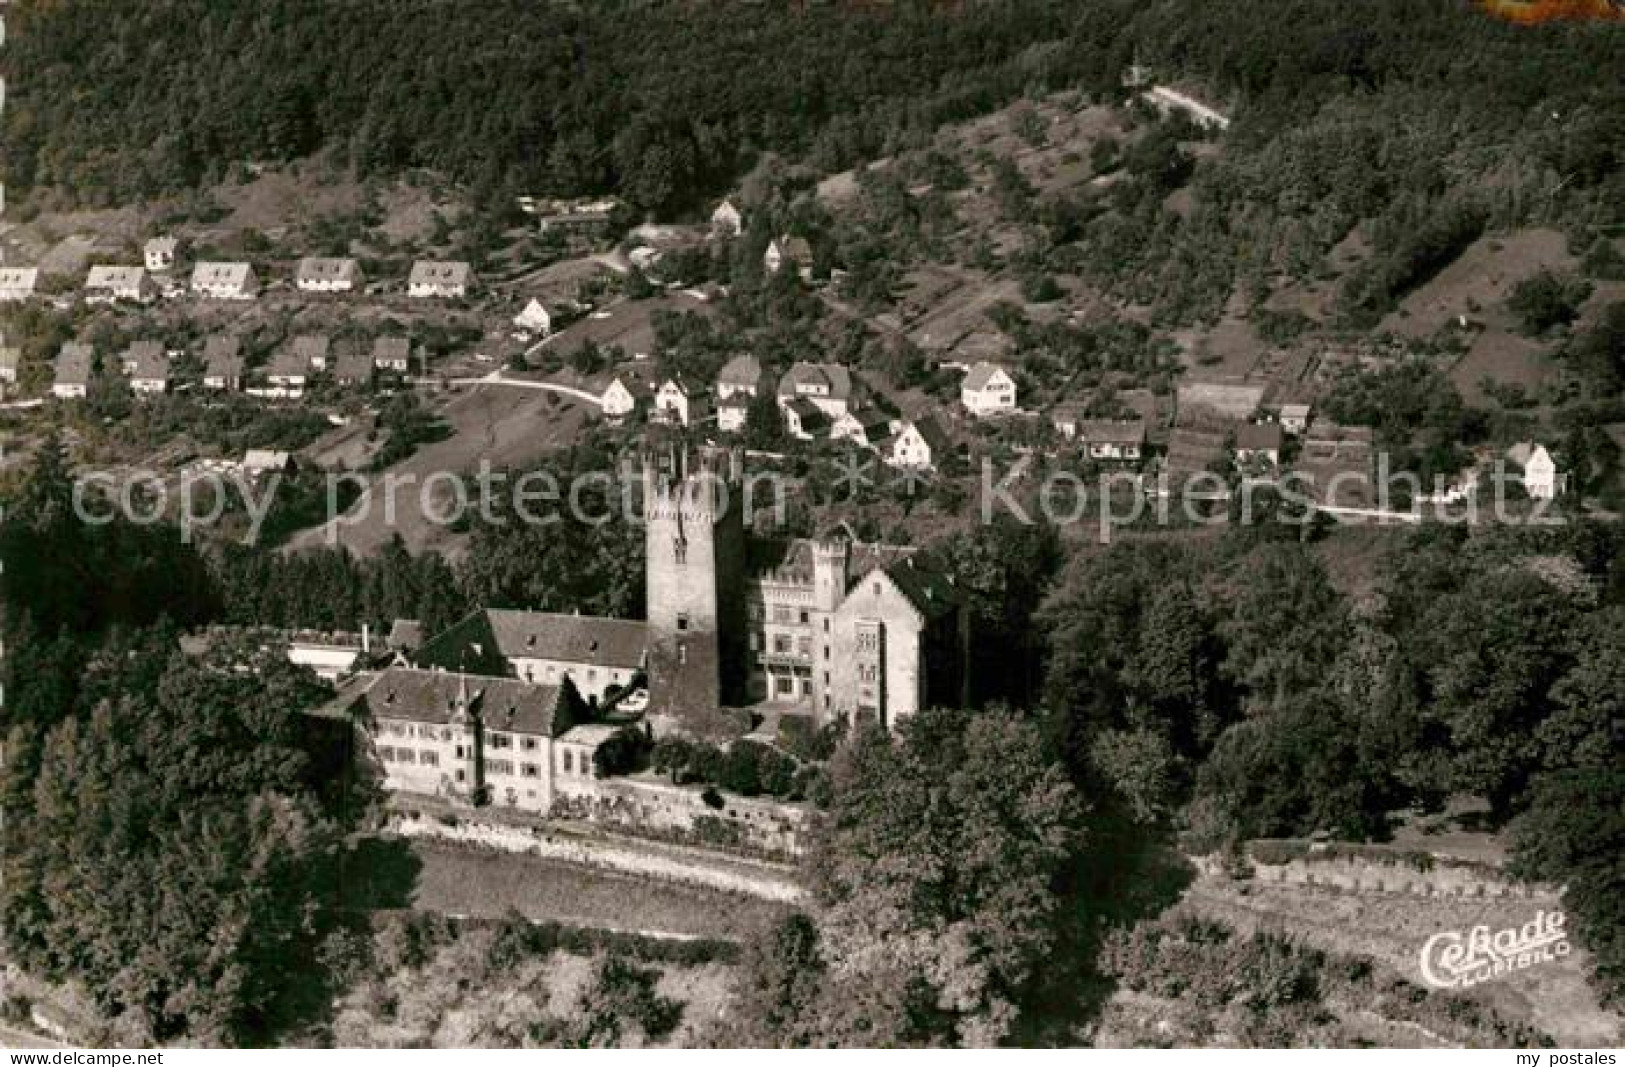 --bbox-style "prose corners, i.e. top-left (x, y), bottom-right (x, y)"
top-left (960, 362), bottom-right (1016, 417)
top-left (53, 343), bottom-right (94, 400)
top-left (295, 257), bottom-right (363, 293)
top-left (0, 268), bottom-right (40, 303)
top-left (144, 236), bottom-right (180, 272)
top-left (191, 261), bottom-right (259, 300)
top-left (408, 260), bottom-right (473, 299)
top-left (360, 667), bottom-right (583, 812)
top-left (86, 265), bottom-right (155, 305)
top-left (1234, 422), bottom-right (1285, 469)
